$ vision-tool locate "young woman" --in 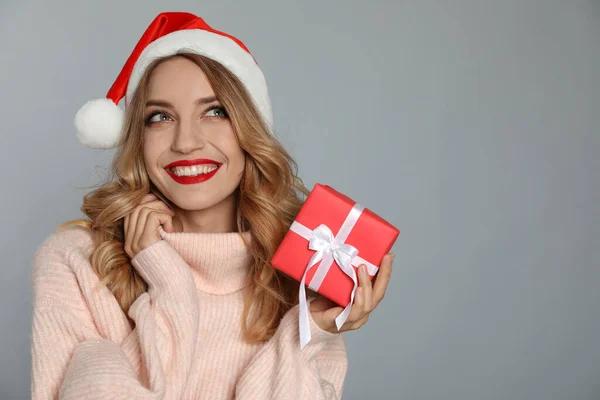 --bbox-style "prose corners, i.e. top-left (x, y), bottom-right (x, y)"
top-left (31, 12), bottom-right (394, 399)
